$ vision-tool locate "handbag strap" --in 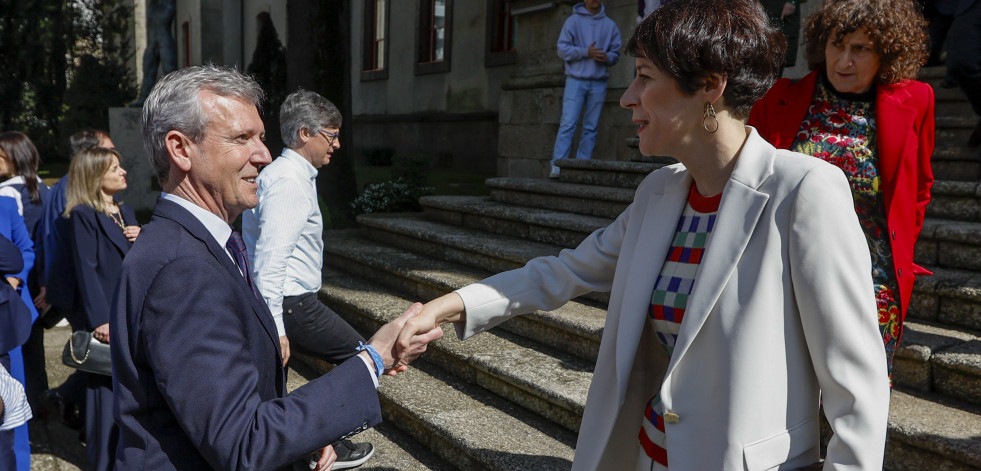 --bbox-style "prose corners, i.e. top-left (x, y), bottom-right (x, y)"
top-left (69, 332), bottom-right (91, 364)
